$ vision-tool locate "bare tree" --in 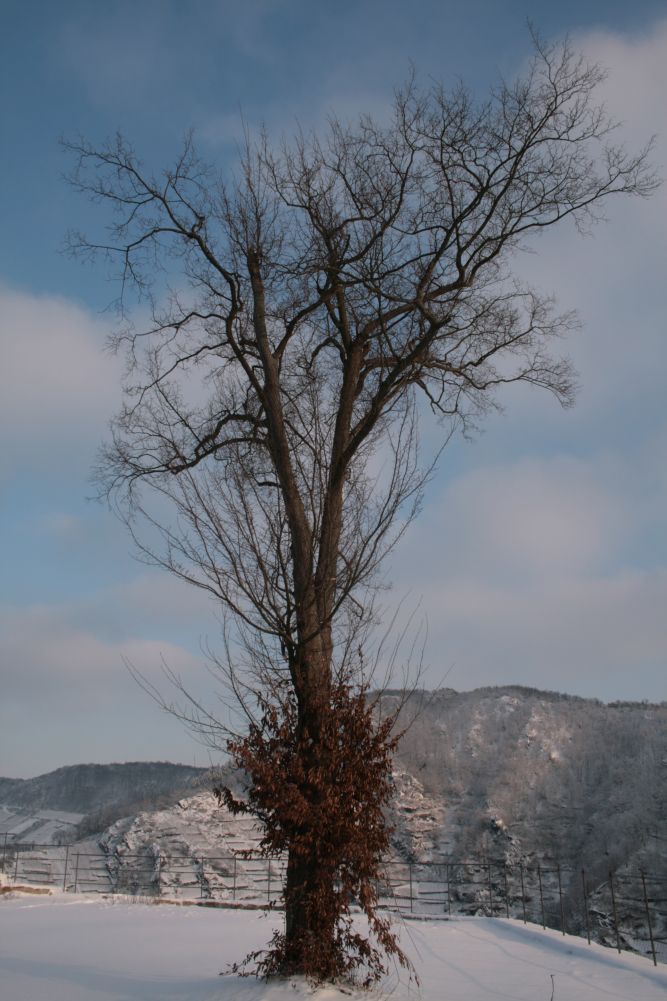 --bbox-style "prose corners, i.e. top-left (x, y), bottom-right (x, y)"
top-left (66, 35), bottom-right (655, 983)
